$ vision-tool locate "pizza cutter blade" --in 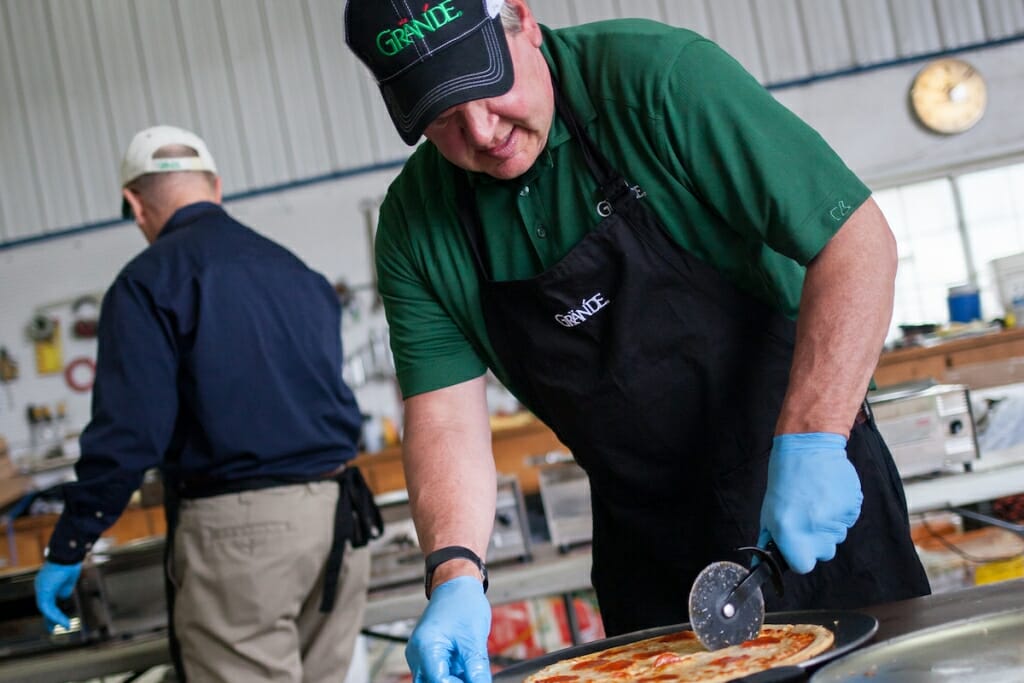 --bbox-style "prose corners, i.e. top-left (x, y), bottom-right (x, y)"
top-left (688, 543), bottom-right (788, 651)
